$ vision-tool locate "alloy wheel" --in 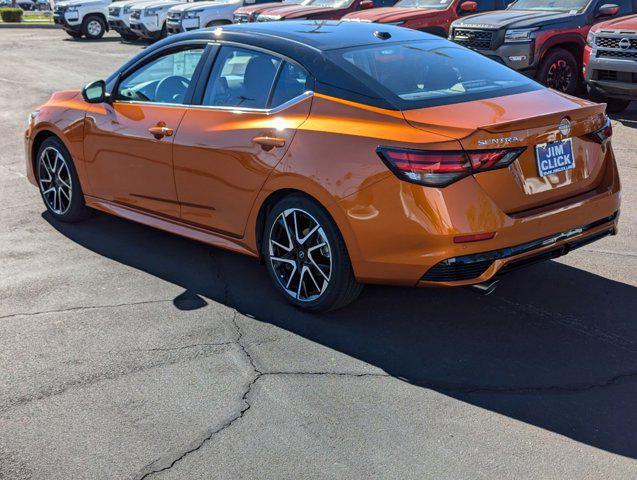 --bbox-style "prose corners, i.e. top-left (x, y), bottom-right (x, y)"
top-left (546, 59), bottom-right (572, 92)
top-left (268, 208), bottom-right (332, 302)
top-left (38, 147), bottom-right (72, 215)
top-left (87, 20), bottom-right (102, 37)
